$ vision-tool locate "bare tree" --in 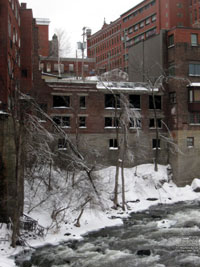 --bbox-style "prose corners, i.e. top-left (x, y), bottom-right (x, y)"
top-left (53, 28), bottom-right (71, 77)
